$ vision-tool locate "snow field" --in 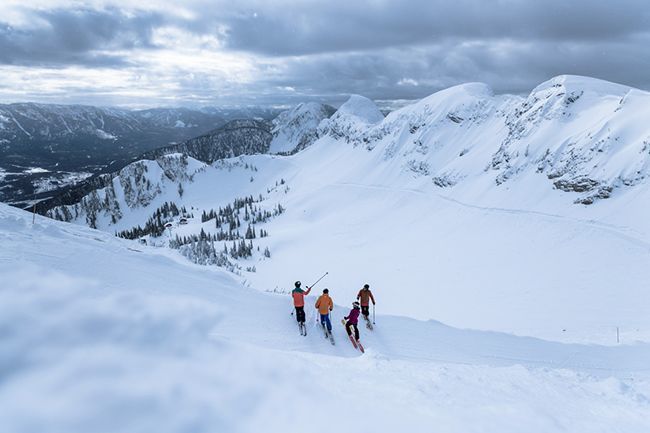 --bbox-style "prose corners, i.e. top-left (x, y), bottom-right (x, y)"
top-left (1, 204), bottom-right (650, 433)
